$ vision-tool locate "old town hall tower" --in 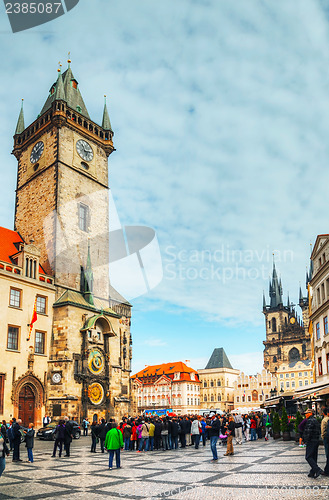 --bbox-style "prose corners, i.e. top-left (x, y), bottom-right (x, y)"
top-left (11, 61), bottom-right (132, 421)
top-left (263, 263), bottom-right (311, 375)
